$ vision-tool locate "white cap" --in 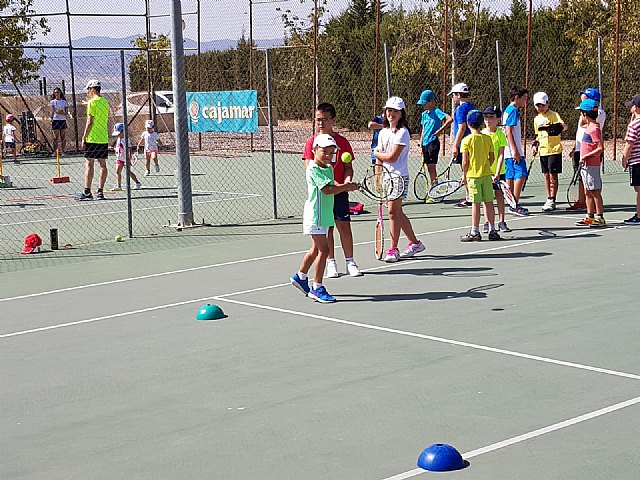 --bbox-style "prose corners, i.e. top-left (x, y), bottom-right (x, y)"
top-left (533, 91), bottom-right (549, 105)
top-left (448, 83), bottom-right (469, 95)
top-left (313, 134), bottom-right (337, 148)
top-left (145, 119), bottom-right (154, 128)
top-left (85, 79), bottom-right (101, 89)
top-left (384, 96), bottom-right (406, 110)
